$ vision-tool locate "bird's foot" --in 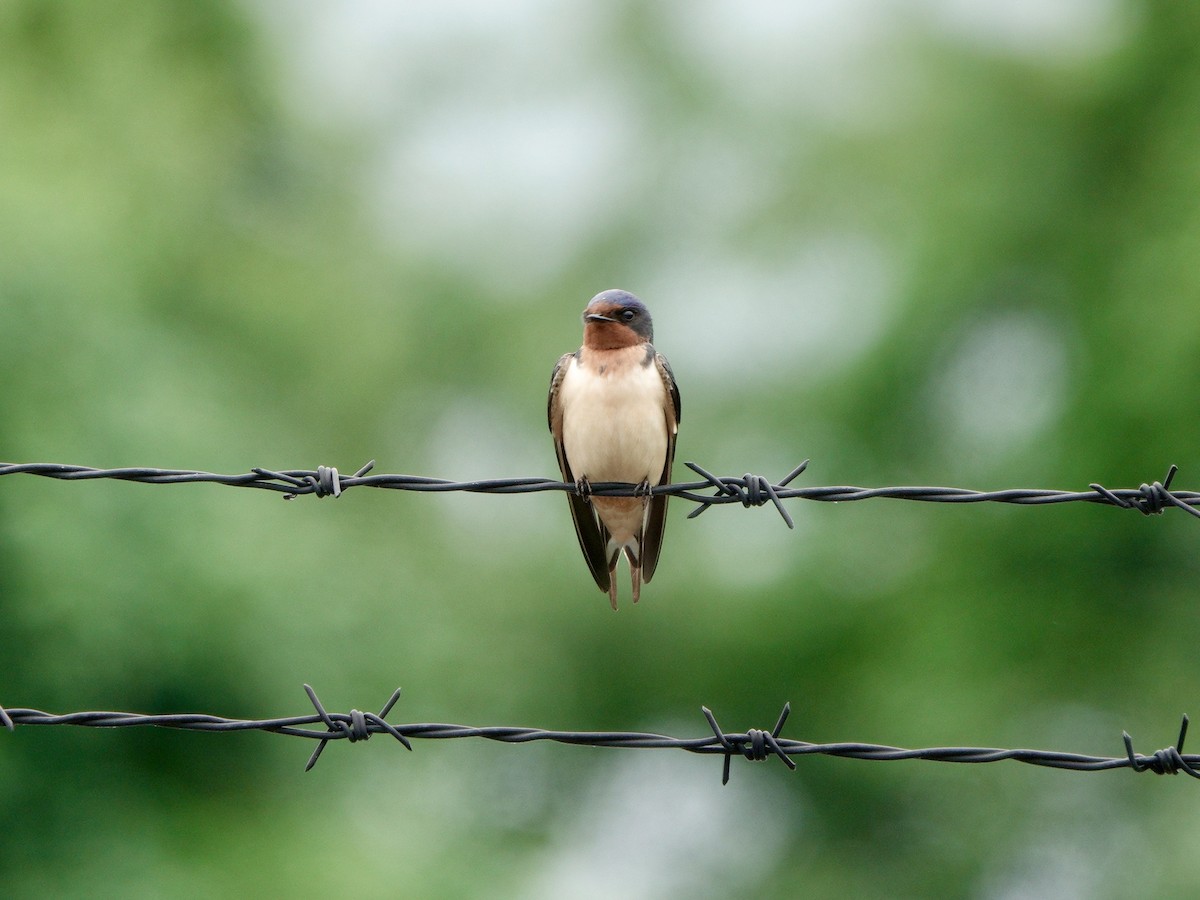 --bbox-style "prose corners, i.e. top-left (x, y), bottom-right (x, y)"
top-left (575, 476), bottom-right (593, 500)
